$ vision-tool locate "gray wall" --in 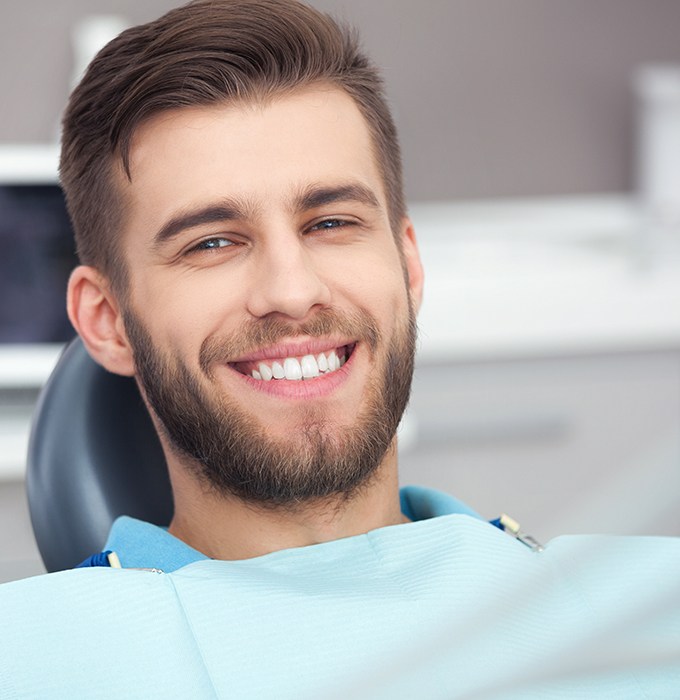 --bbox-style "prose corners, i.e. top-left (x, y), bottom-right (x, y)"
top-left (2, 1), bottom-right (680, 200)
